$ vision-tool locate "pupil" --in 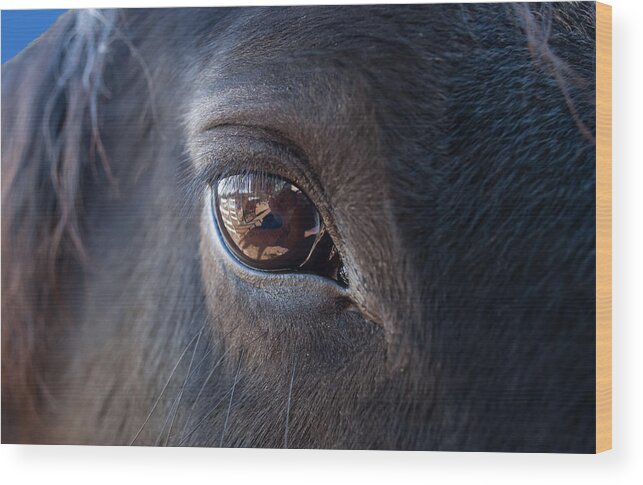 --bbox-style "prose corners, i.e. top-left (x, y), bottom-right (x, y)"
top-left (260, 212), bottom-right (283, 230)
